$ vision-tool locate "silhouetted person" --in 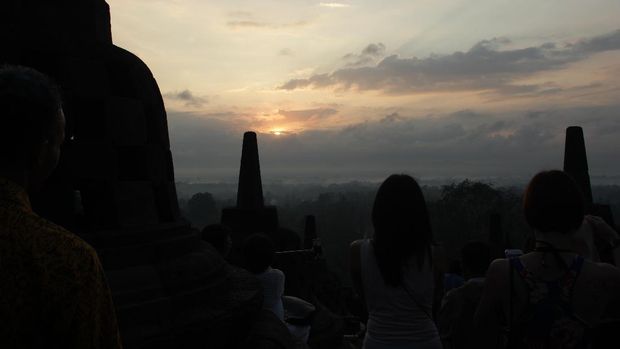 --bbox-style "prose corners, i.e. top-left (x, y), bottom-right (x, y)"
top-left (438, 241), bottom-right (491, 349)
top-left (475, 170), bottom-right (620, 349)
top-left (0, 66), bottom-right (122, 348)
top-left (201, 223), bottom-right (233, 258)
top-left (243, 233), bottom-right (286, 321)
top-left (443, 260), bottom-right (464, 293)
top-left (350, 174), bottom-right (443, 349)
top-left (574, 214), bottom-right (620, 264)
